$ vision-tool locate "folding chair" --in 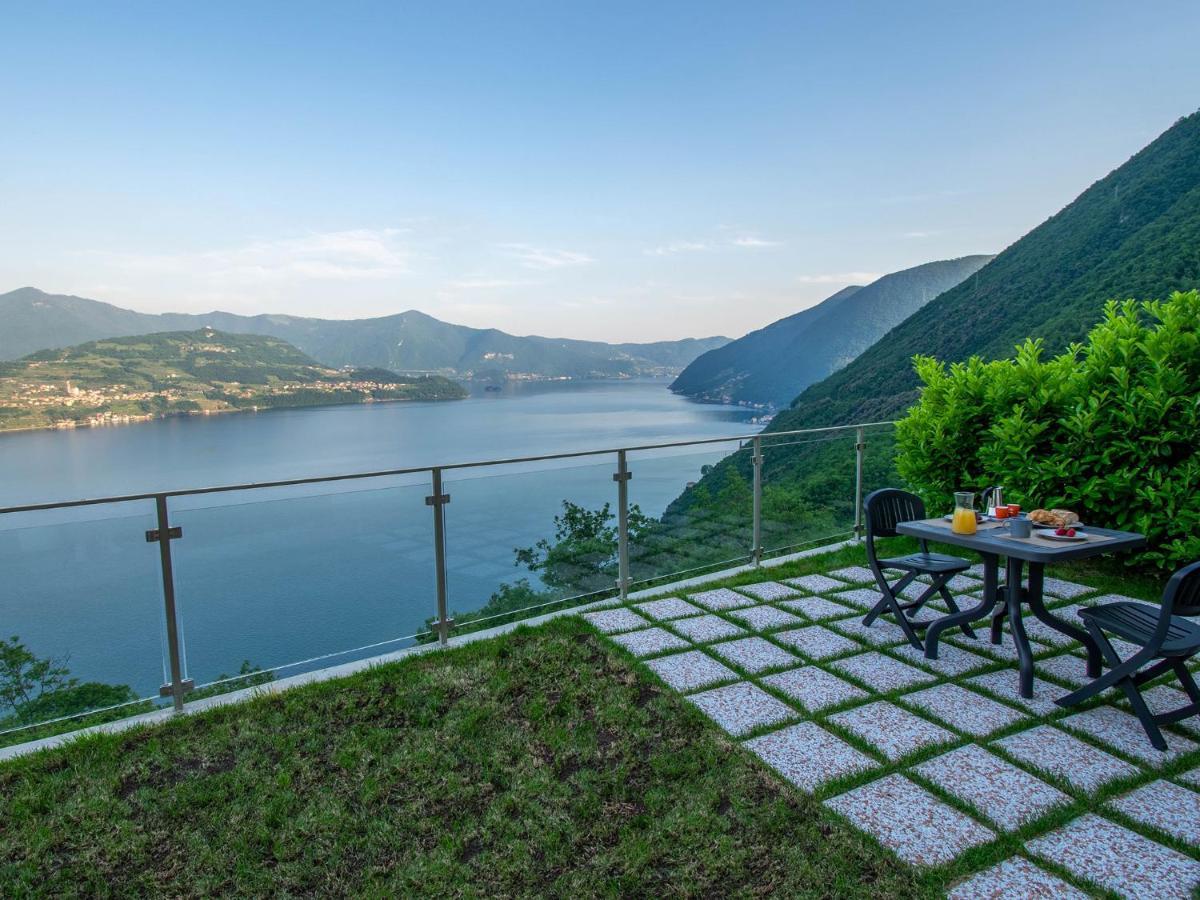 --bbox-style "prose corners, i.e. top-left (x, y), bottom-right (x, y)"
top-left (1057, 560), bottom-right (1200, 751)
top-left (861, 488), bottom-right (977, 651)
